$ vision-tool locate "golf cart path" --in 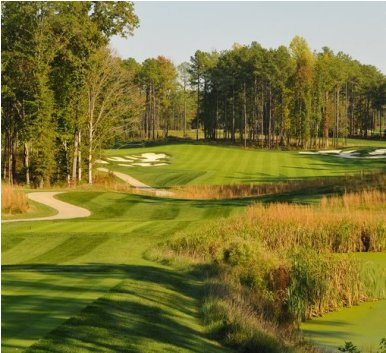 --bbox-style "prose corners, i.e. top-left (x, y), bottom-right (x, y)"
top-left (97, 167), bottom-right (174, 197)
top-left (2, 192), bottom-right (91, 223)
